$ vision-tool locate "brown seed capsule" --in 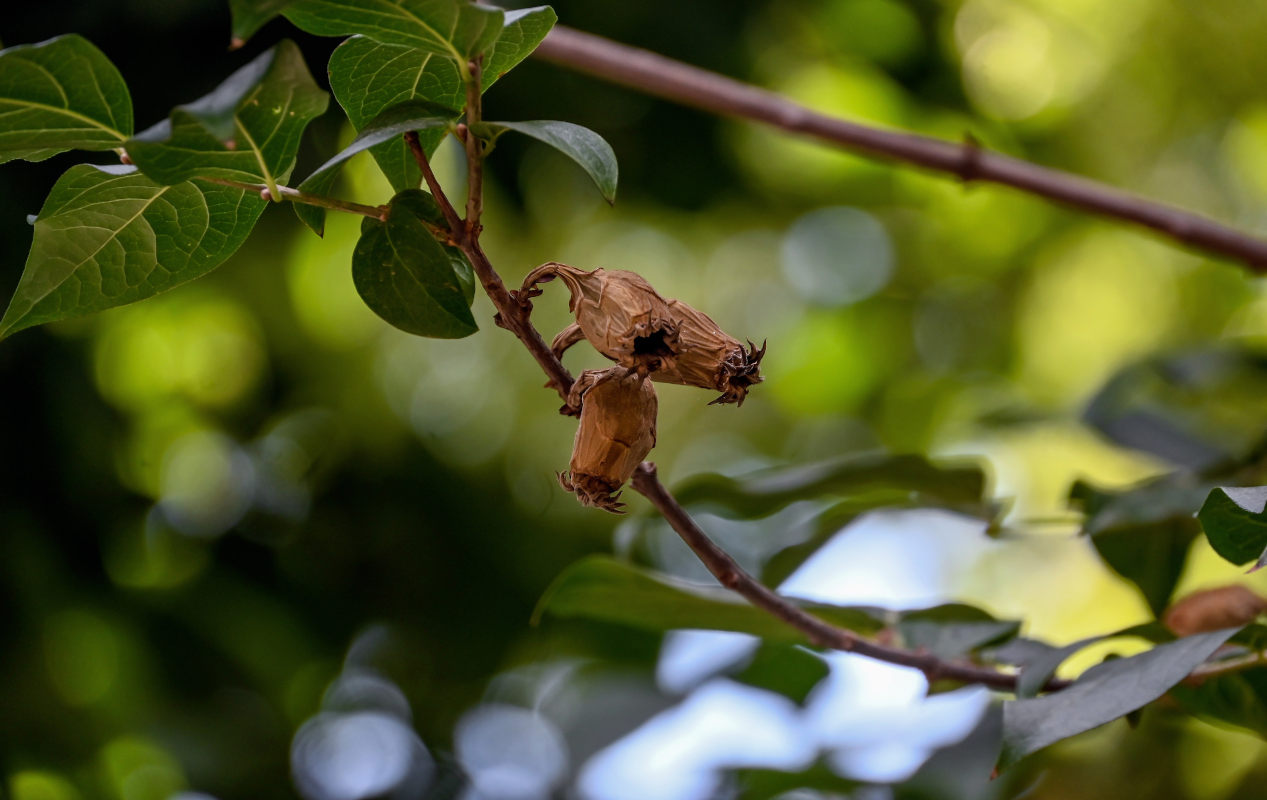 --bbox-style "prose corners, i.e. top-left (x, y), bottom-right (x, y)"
top-left (653, 299), bottom-right (765, 406)
top-left (1164, 585), bottom-right (1267, 637)
top-left (522, 262), bottom-right (679, 375)
top-left (559, 367), bottom-right (658, 513)
top-left (523, 262), bottom-right (765, 405)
